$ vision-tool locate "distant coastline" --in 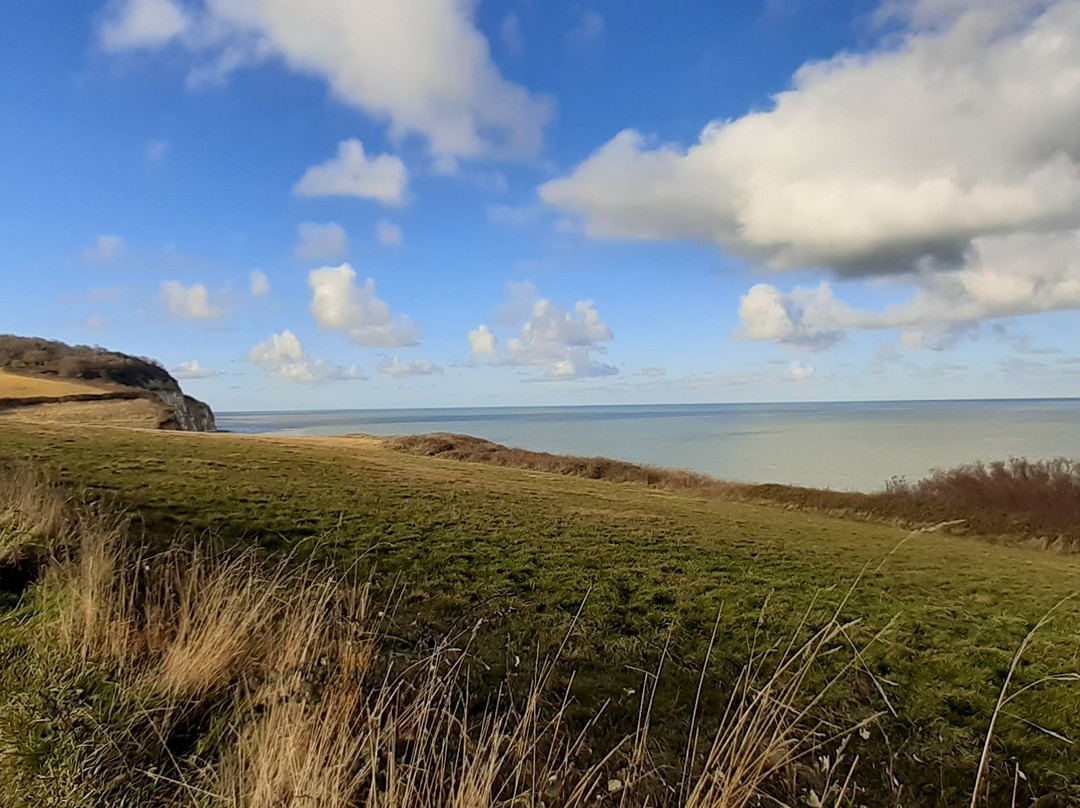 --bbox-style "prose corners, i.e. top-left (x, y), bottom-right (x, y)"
top-left (216, 398), bottom-right (1080, 492)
